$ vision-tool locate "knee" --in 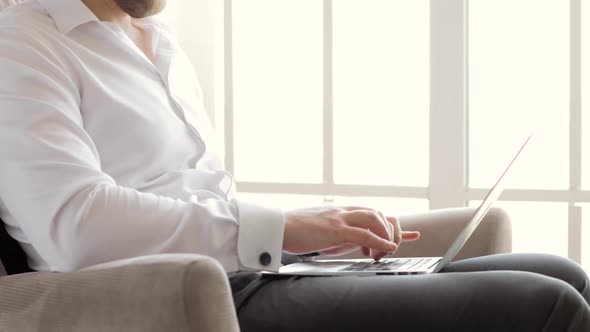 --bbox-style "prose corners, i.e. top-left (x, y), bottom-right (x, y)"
top-left (484, 253), bottom-right (590, 305)
top-left (540, 276), bottom-right (590, 330)
top-left (537, 253), bottom-right (589, 300)
top-left (501, 272), bottom-right (589, 330)
top-left (560, 257), bottom-right (589, 298)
